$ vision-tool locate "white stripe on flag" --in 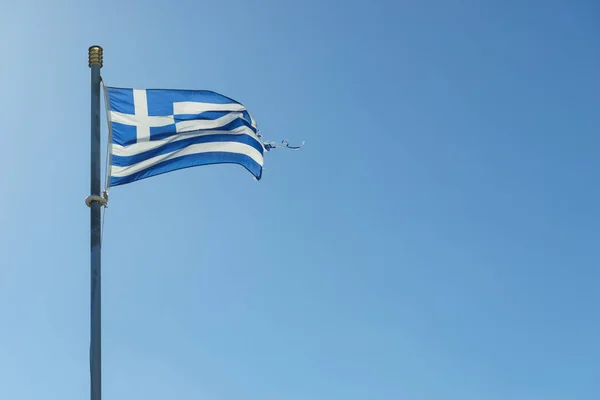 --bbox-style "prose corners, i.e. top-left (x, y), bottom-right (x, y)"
top-left (133, 89), bottom-right (150, 142)
top-left (110, 111), bottom-right (175, 127)
top-left (110, 142), bottom-right (264, 177)
top-left (173, 101), bottom-right (247, 114)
